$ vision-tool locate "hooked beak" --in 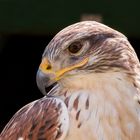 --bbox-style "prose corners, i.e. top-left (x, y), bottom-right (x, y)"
top-left (36, 57), bottom-right (89, 95)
